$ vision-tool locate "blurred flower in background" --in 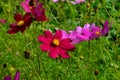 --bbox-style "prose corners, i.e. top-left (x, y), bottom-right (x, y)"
top-left (4, 70), bottom-right (20, 80)
top-left (0, 18), bottom-right (6, 24)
